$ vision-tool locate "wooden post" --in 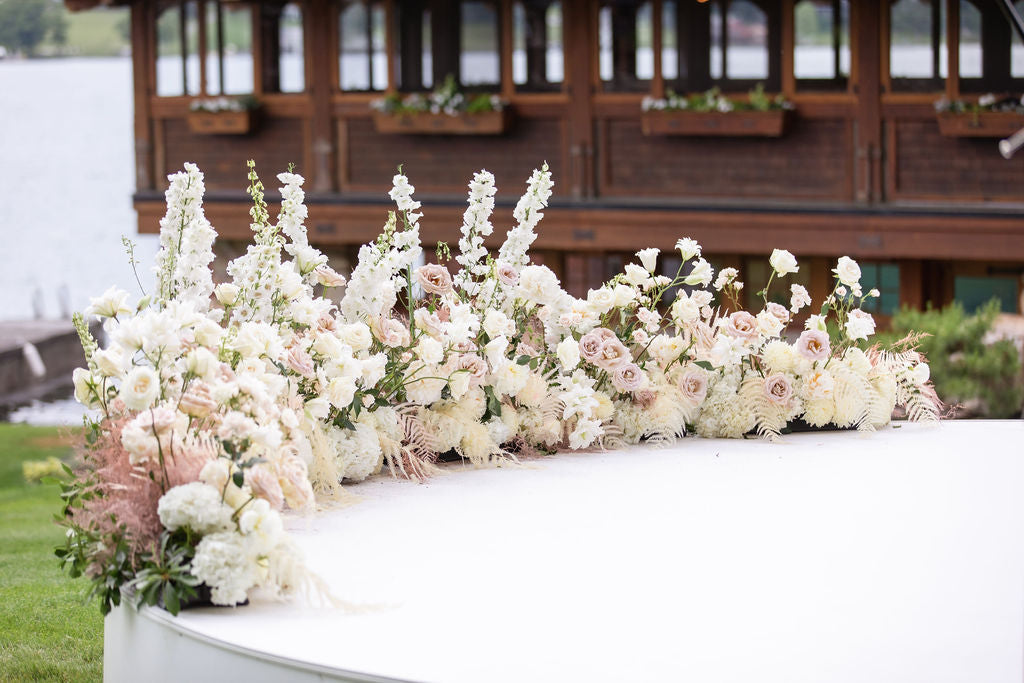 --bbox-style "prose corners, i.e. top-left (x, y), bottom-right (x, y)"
top-left (852, 0), bottom-right (882, 203)
top-left (946, 0), bottom-right (959, 100)
top-left (780, 0), bottom-right (795, 97)
top-left (564, 0), bottom-right (595, 199)
top-left (501, 0), bottom-right (515, 98)
top-left (131, 0), bottom-right (154, 192)
top-left (198, 0), bottom-right (208, 95)
top-left (309, 0), bottom-right (334, 192)
top-left (652, 0), bottom-right (664, 98)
